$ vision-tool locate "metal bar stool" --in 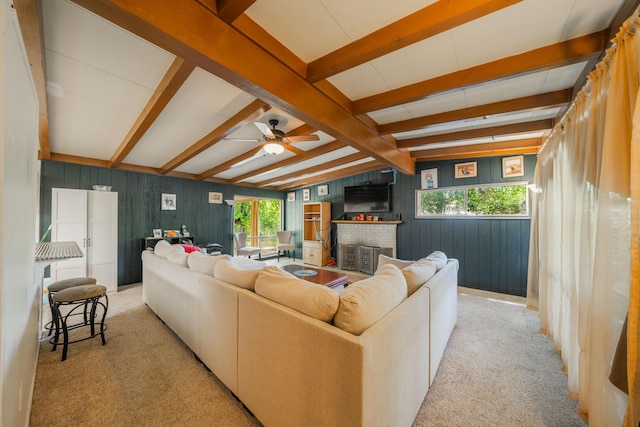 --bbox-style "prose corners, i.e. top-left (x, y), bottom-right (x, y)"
top-left (50, 284), bottom-right (108, 361)
top-left (46, 277), bottom-right (97, 336)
